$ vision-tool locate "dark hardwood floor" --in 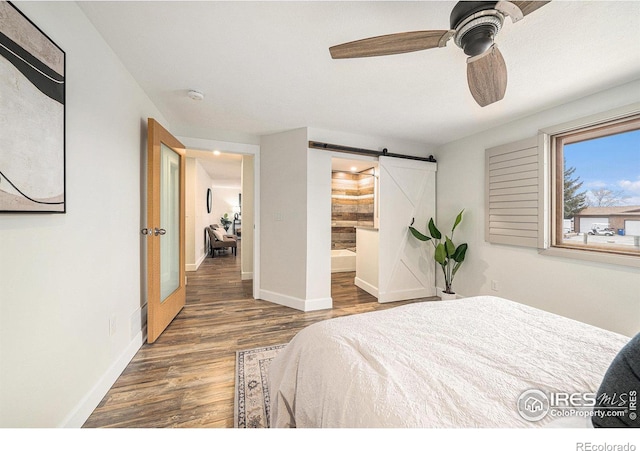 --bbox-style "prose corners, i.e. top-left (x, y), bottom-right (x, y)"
top-left (83, 242), bottom-right (437, 428)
